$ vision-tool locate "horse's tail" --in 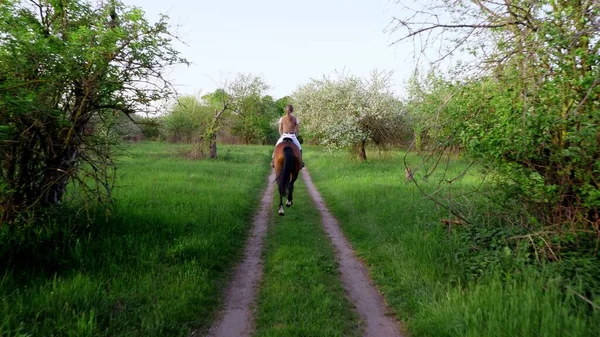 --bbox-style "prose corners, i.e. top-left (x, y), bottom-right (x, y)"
top-left (278, 146), bottom-right (294, 197)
